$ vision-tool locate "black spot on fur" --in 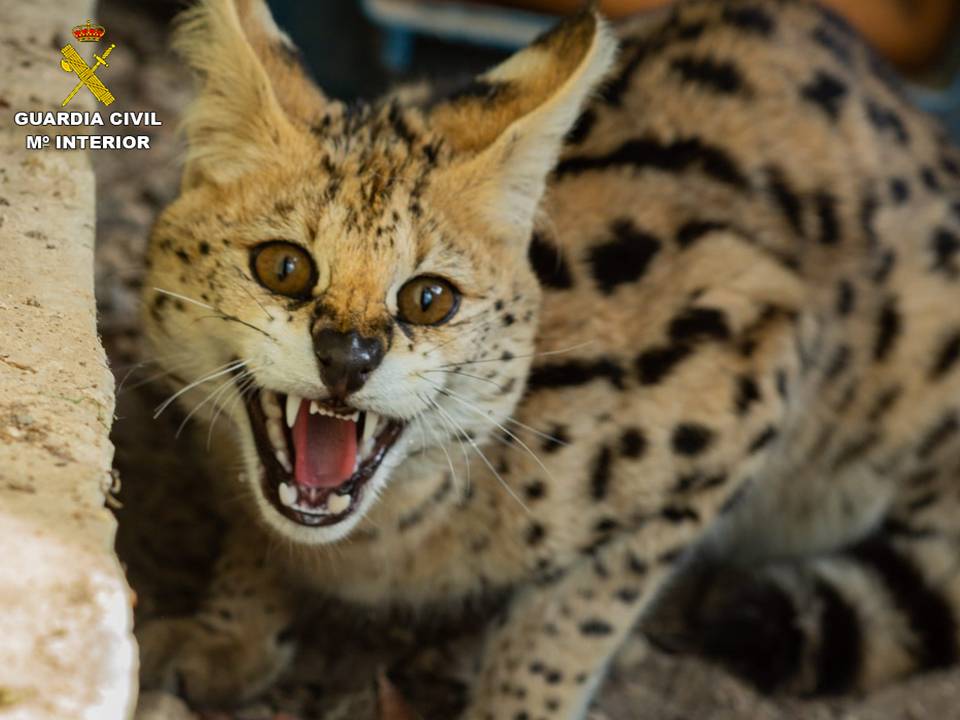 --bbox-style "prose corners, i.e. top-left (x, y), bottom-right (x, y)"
top-left (668, 307), bottom-right (731, 343)
top-left (921, 166), bottom-right (942, 192)
top-left (541, 425), bottom-right (570, 453)
top-left (676, 219), bottom-right (729, 248)
top-left (198, 241), bottom-right (210, 255)
top-left (590, 446), bottom-right (613, 501)
top-left (528, 358), bottom-right (625, 392)
top-left (672, 423), bottom-right (714, 456)
top-left (721, 4), bottom-right (775, 34)
top-left (748, 426), bottom-right (778, 453)
top-left (889, 177), bottom-right (910, 204)
top-left (670, 55), bottom-right (749, 95)
top-left (175, 249), bottom-right (190, 264)
top-left (815, 192), bottom-right (840, 245)
top-left (565, 109), bottom-right (596, 146)
top-left (525, 523), bottom-right (546, 546)
top-left (868, 386), bottom-right (902, 422)
top-left (524, 480), bottom-right (546, 501)
top-left (871, 248), bottom-right (896, 284)
top-left (555, 137), bottom-right (749, 190)
top-left (931, 228), bottom-right (960, 276)
top-left (873, 298), bottom-right (901, 361)
top-left (735, 375), bottom-right (761, 415)
top-left (813, 580), bottom-right (863, 694)
top-left (865, 99), bottom-right (910, 145)
top-left (588, 220), bottom-right (662, 294)
top-left (836, 280), bottom-right (855, 316)
top-left (620, 427), bottom-right (647, 459)
top-left (812, 23), bottom-right (853, 64)
top-left (661, 505), bottom-right (699, 523)
top-left (825, 344), bottom-right (851, 381)
top-left (766, 165), bottom-right (805, 236)
top-left (579, 619), bottom-right (614, 636)
top-left (673, 471), bottom-right (727, 494)
top-left (528, 232), bottom-right (574, 289)
top-left (636, 343), bottom-right (693, 385)
top-left (850, 537), bottom-right (958, 670)
top-left (917, 411), bottom-right (959, 459)
top-left (800, 71), bottom-right (848, 120)
top-left (931, 331), bottom-right (960, 380)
